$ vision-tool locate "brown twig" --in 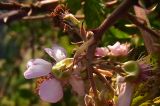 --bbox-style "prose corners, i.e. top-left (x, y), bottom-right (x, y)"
top-left (94, 0), bottom-right (138, 40)
top-left (83, 0), bottom-right (138, 99)
top-left (0, 2), bottom-right (24, 10)
top-left (127, 13), bottom-right (160, 38)
top-left (133, 2), bottom-right (160, 53)
top-left (0, 0), bottom-right (58, 24)
top-left (134, 3), bottom-right (151, 53)
top-left (0, 0), bottom-right (58, 10)
top-left (86, 43), bottom-right (98, 97)
top-left (22, 14), bottom-right (84, 21)
top-left (93, 69), bottom-right (115, 93)
top-left (23, 14), bottom-right (51, 20)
